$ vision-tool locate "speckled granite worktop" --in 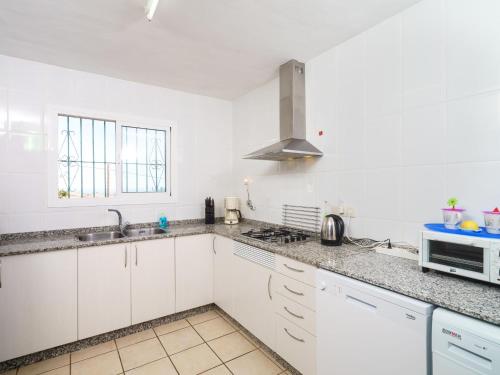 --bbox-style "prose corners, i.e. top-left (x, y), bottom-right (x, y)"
top-left (0, 221), bottom-right (364, 265)
top-left (1, 221), bottom-right (500, 326)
